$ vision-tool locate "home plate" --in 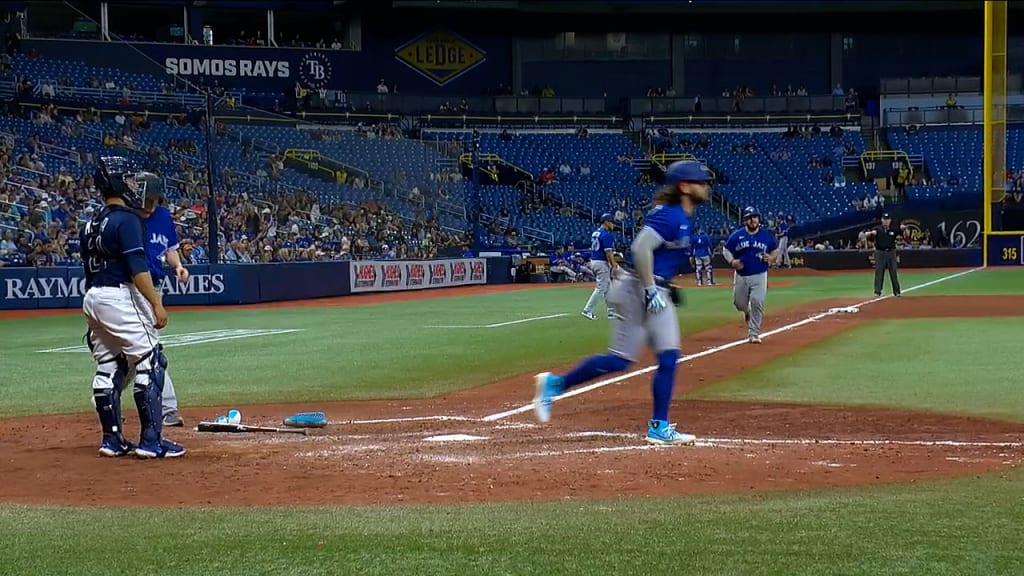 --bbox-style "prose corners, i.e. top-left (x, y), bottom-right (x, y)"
top-left (423, 434), bottom-right (489, 443)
